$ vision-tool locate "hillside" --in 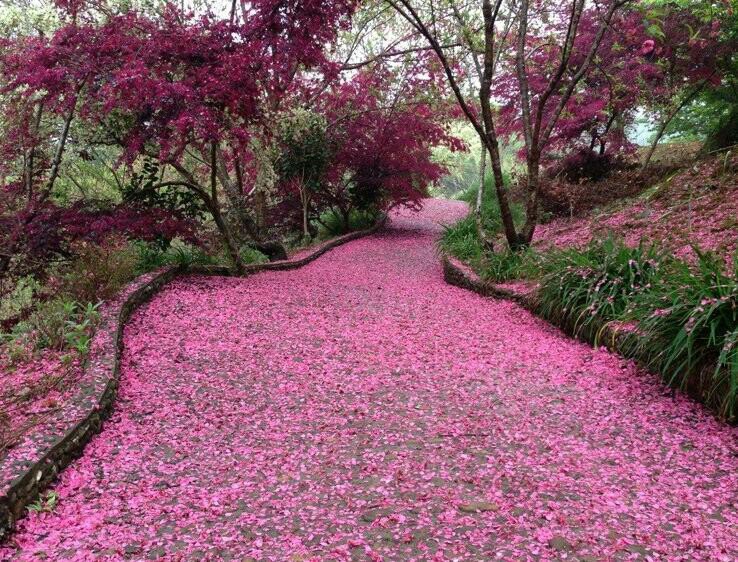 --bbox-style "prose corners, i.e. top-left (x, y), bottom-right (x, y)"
top-left (534, 153), bottom-right (738, 261)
